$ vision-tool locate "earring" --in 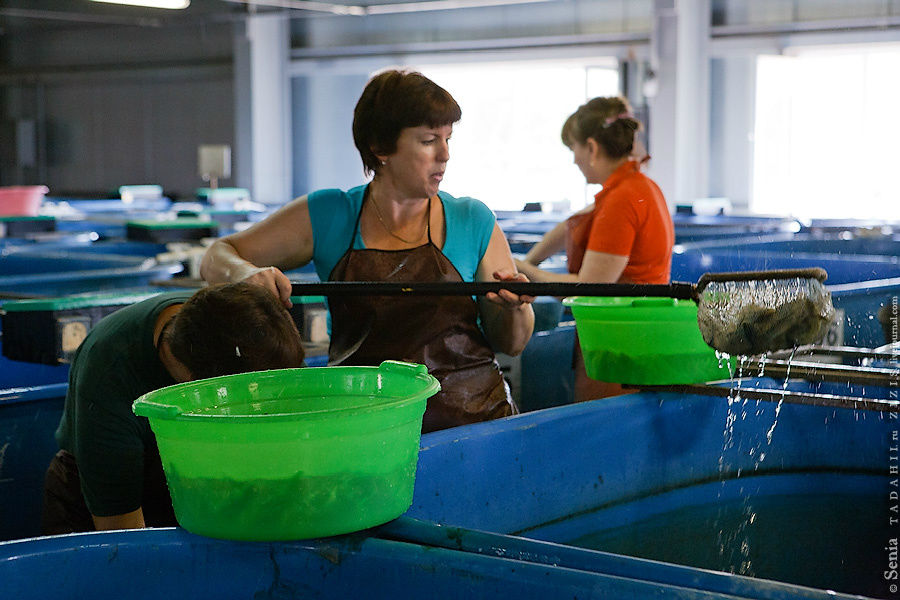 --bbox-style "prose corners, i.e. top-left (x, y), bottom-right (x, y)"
top-left (381, 160), bottom-right (387, 165)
